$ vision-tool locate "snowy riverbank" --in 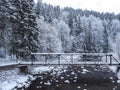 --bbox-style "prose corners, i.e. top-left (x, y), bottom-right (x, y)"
top-left (109, 65), bottom-right (120, 83)
top-left (0, 66), bottom-right (63, 90)
top-left (0, 68), bottom-right (35, 90)
top-left (1, 65), bottom-right (120, 90)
